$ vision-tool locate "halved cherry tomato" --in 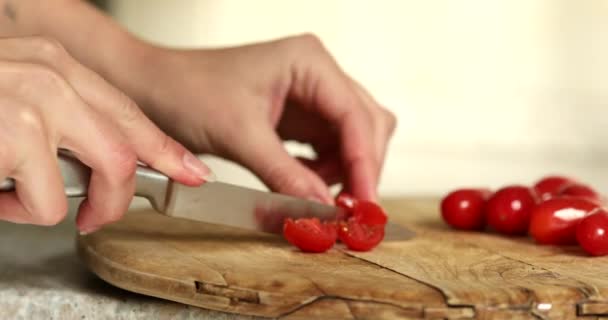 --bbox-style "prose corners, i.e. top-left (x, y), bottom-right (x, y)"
top-left (336, 192), bottom-right (358, 211)
top-left (486, 185), bottom-right (537, 235)
top-left (529, 197), bottom-right (599, 245)
top-left (534, 176), bottom-right (573, 201)
top-left (559, 183), bottom-right (601, 203)
top-left (440, 189), bottom-right (490, 230)
top-left (352, 200), bottom-right (388, 226)
top-left (283, 218), bottom-right (337, 253)
top-left (338, 219), bottom-right (385, 251)
top-left (576, 209), bottom-right (608, 256)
